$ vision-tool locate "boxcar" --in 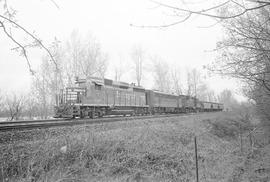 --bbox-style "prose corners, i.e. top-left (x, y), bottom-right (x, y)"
top-left (184, 96), bottom-right (201, 112)
top-left (178, 95), bottom-right (187, 112)
top-left (146, 90), bottom-right (183, 113)
top-left (201, 101), bottom-right (223, 112)
top-left (212, 103), bottom-right (219, 110)
top-left (217, 103), bottom-right (224, 111)
top-left (201, 101), bottom-right (212, 112)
